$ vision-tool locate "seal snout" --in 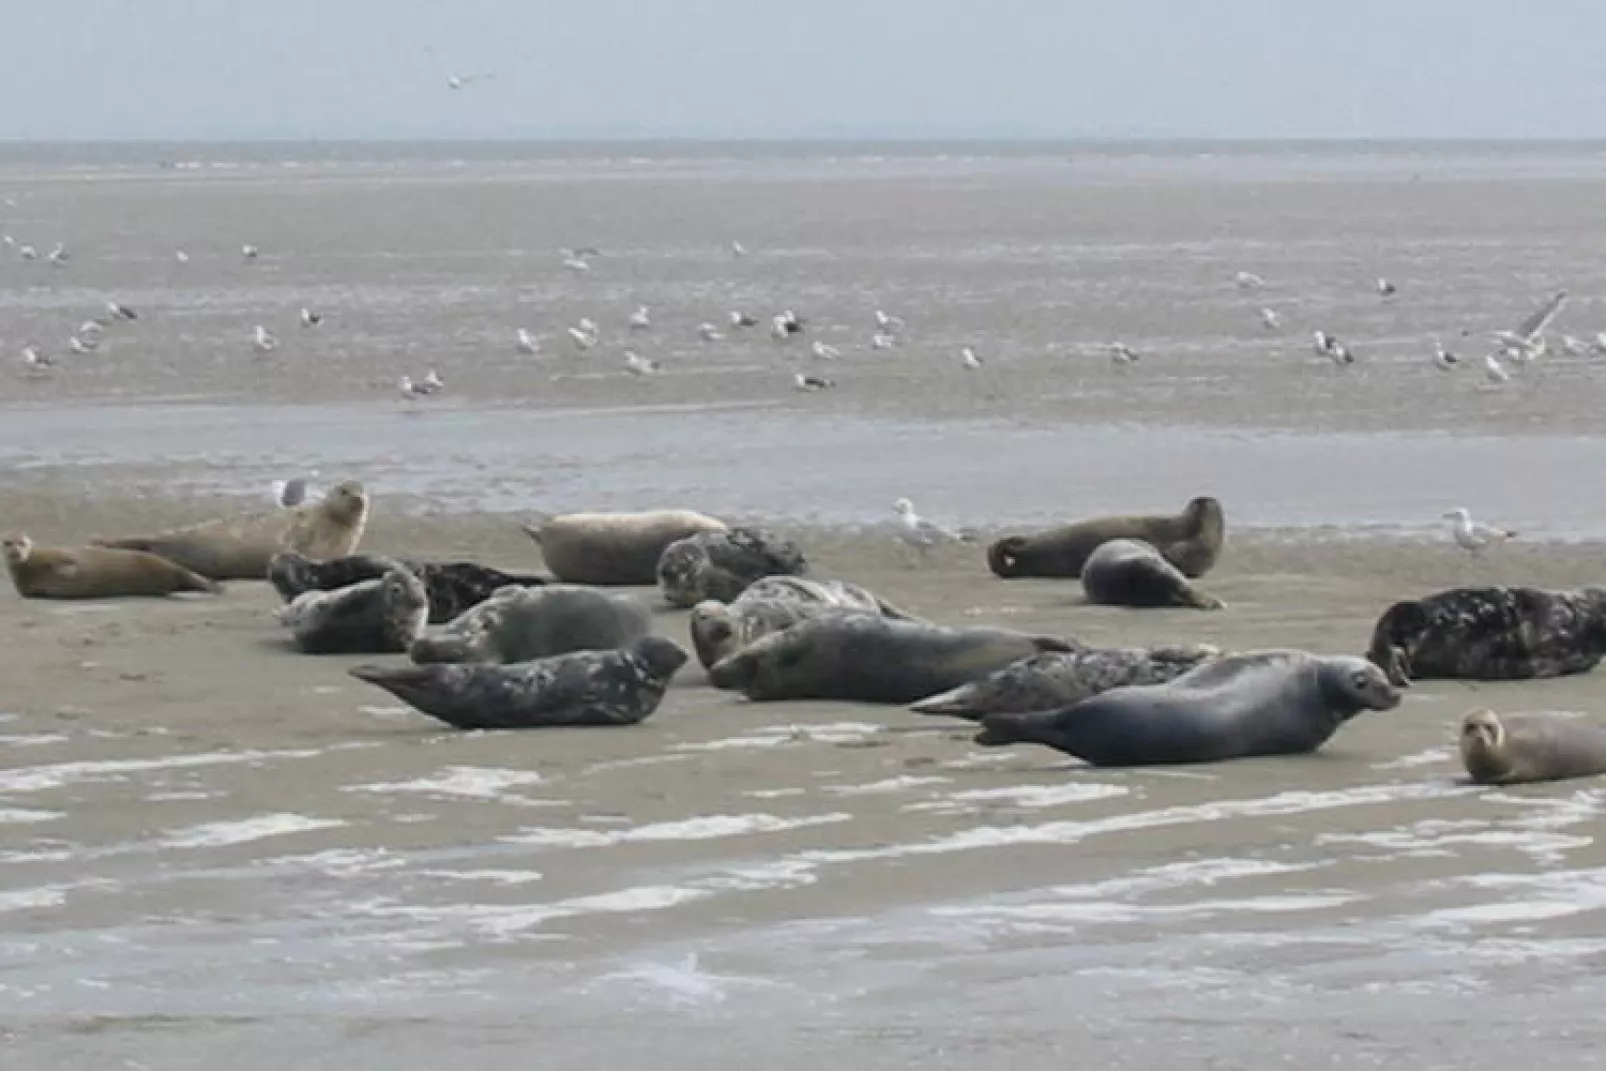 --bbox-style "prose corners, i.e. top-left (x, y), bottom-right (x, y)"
top-left (706, 650), bottom-right (753, 691)
top-left (635, 635), bottom-right (690, 680)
